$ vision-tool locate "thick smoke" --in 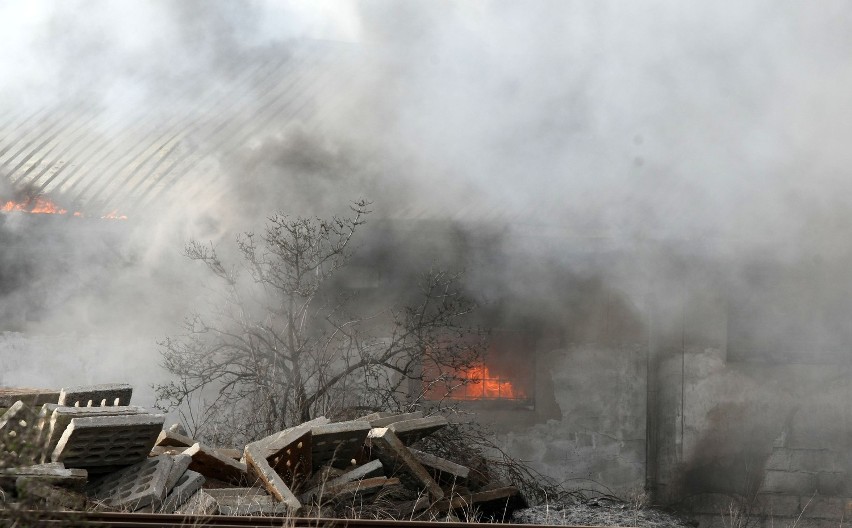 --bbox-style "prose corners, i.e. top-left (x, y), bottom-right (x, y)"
top-left (2, 2), bottom-right (852, 497)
